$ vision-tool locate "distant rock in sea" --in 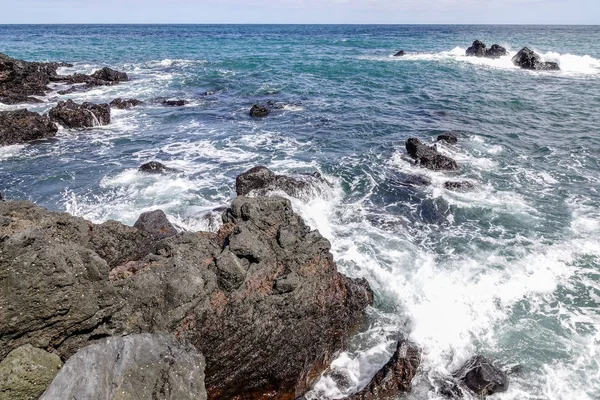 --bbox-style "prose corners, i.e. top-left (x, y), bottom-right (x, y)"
top-left (512, 47), bottom-right (560, 71)
top-left (49, 99), bottom-right (111, 128)
top-left (465, 40), bottom-right (507, 59)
